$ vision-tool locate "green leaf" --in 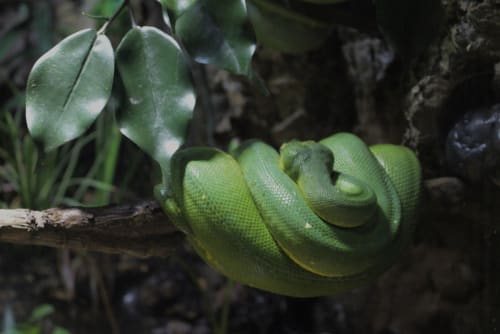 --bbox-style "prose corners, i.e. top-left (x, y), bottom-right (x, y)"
top-left (29, 304), bottom-right (54, 321)
top-left (52, 327), bottom-right (71, 334)
top-left (158, 0), bottom-right (198, 17)
top-left (91, 0), bottom-right (124, 17)
top-left (247, 0), bottom-right (332, 53)
top-left (116, 26), bottom-right (196, 180)
top-left (175, 0), bottom-right (256, 75)
top-left (157, 0), bottom-right (199, 28)
top-left (375, 0), bottom-right (444, 59)
top-left (26, 29), bottom-right (114, 151)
